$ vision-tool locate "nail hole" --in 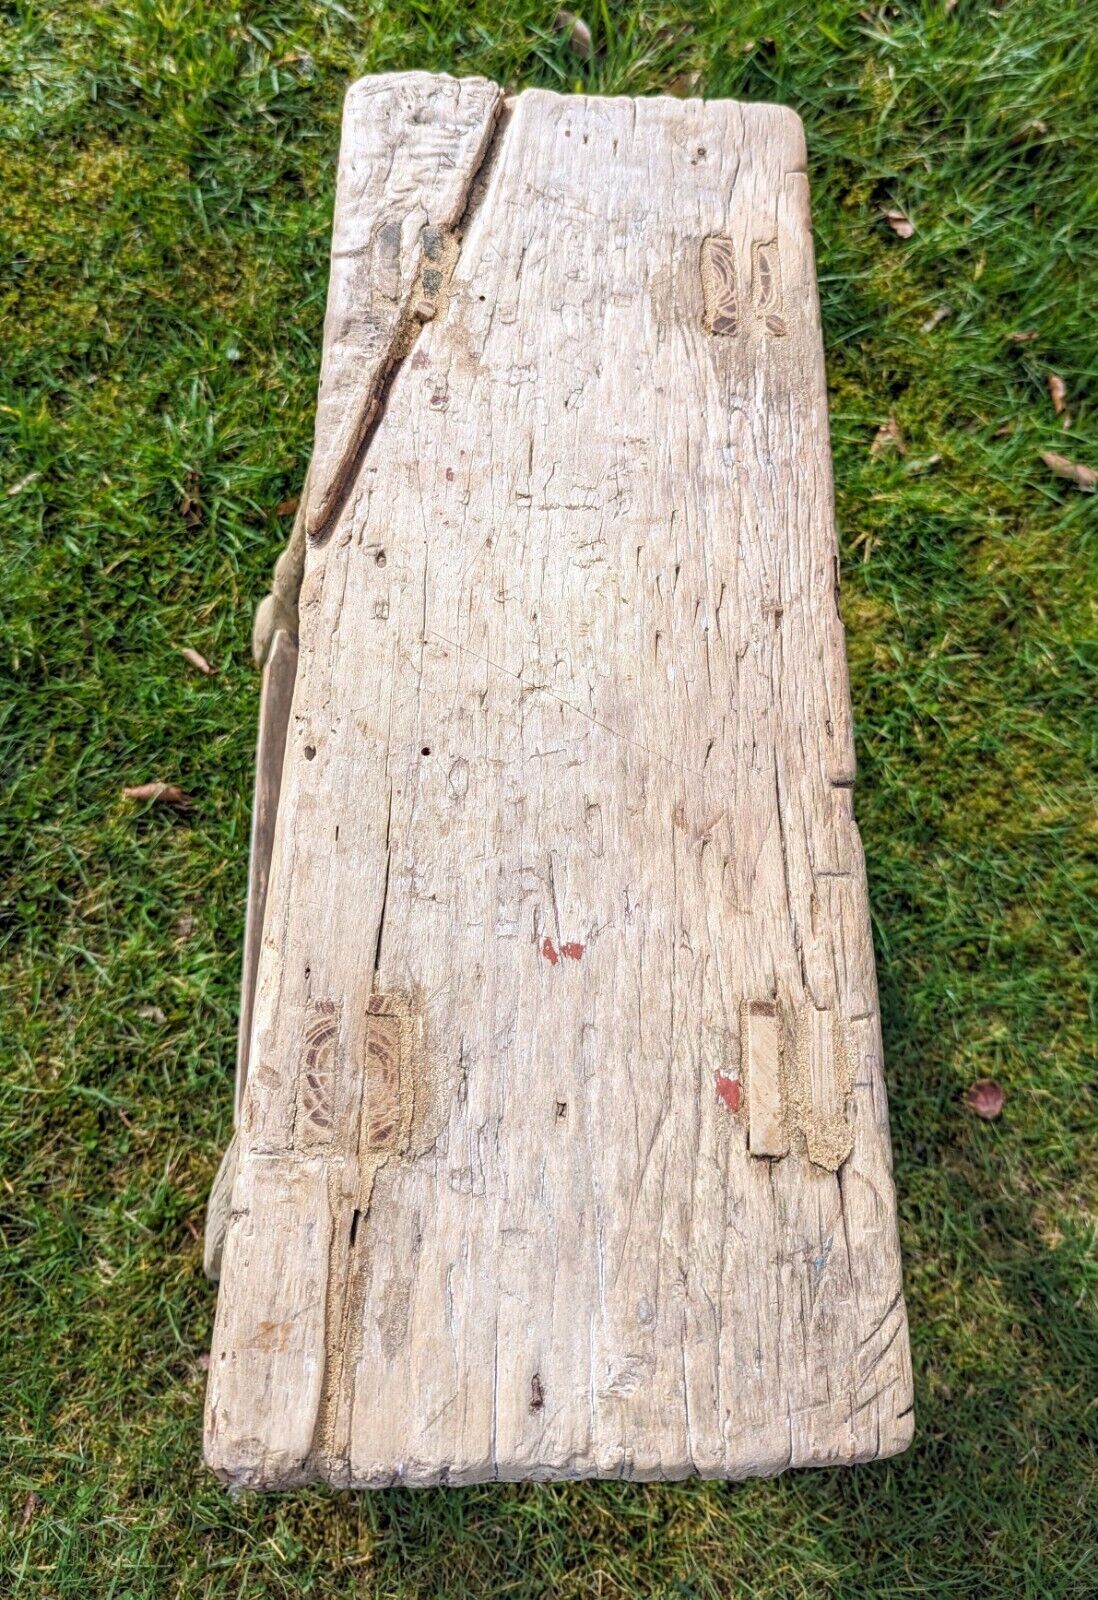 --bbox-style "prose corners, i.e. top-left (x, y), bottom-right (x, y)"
top-left (304, 744), bottom-right (316, 760)
top-left (555, 1101), bottom-right (568, 1121)
top-left (349, 1208), bottom-right (361, 1247)
top-left (375, 549), bottom-right (387, 567)
top-left (421, 746), bottom-right (431, 757)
